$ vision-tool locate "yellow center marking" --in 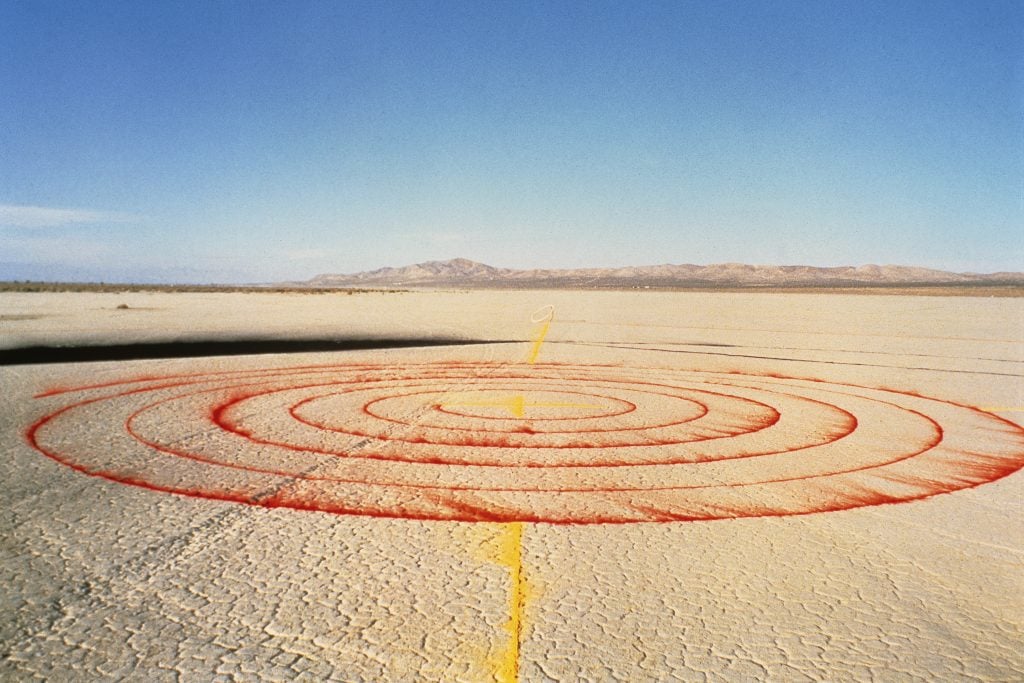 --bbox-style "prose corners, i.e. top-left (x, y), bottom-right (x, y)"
top-left (495, 521), bottom-right (526, 683)
top-left (526, 305), bottom-right (554, 365)
top-left (527, 320), bottom-right (550, 365)
top-left (472, 308), bottom-right (556, 681)
top-left (442, 395), bottom-right (599, 418)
